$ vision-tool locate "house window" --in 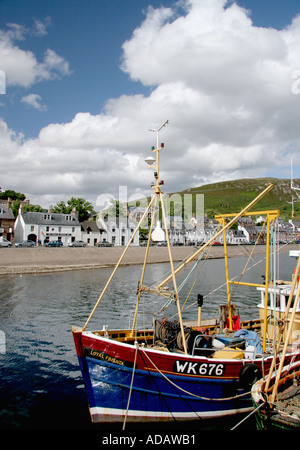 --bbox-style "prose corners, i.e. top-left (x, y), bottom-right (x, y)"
top-left (46, 226), bottom-right (49, 232)
top-left (72, 227), bottom-right (75, 233)
top-left (44, 214), bottom-right (51, 220)
top-left (31, 226), bottom-right (34, 232)
top-left (58, 227), bottom-right (62, 232)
